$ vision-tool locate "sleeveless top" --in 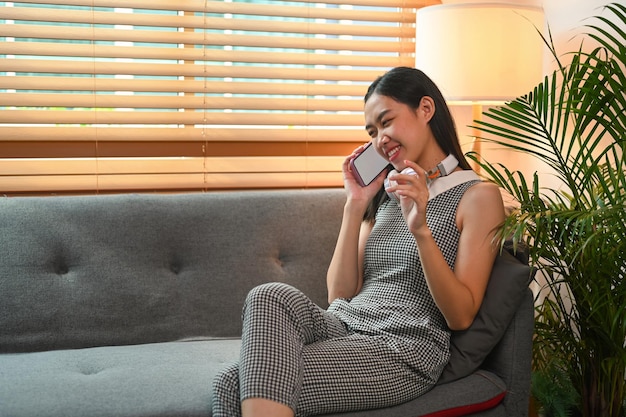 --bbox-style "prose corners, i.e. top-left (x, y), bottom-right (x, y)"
top-left (328, 172), bottom-right (481, 382)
